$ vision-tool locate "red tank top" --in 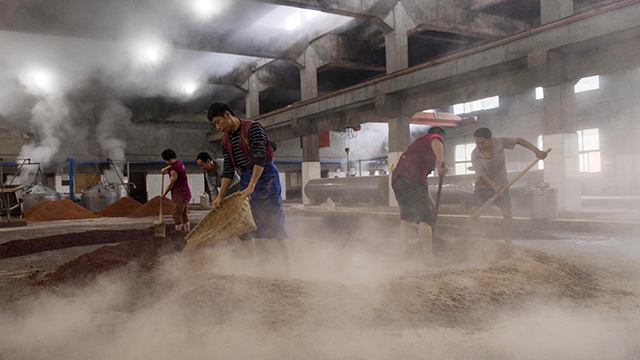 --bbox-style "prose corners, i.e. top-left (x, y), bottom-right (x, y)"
top-left (392, 134), bottom-right (443, 187)
top-left (169, 159), bottom-right (191, 202)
